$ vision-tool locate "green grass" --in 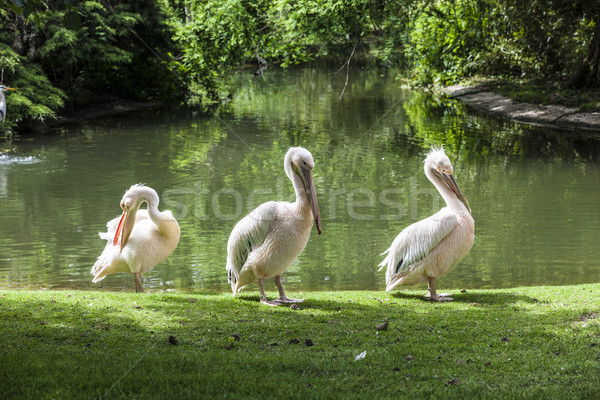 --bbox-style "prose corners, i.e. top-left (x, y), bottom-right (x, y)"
top-left (2, 285), bottom-right (600, 399)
